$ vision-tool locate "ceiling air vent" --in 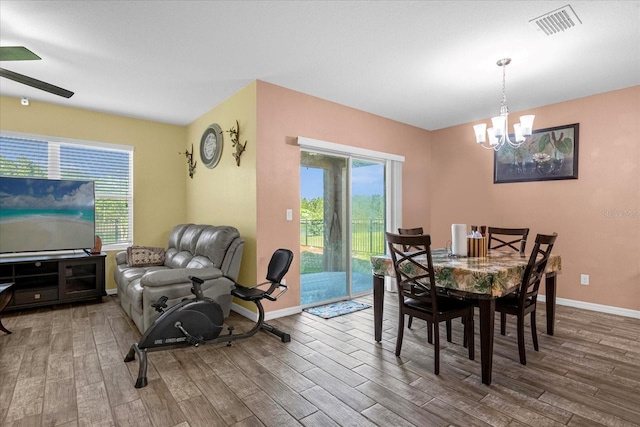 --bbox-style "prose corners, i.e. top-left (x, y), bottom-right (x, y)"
top-left (529, 4), bottom-right (582, 36)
